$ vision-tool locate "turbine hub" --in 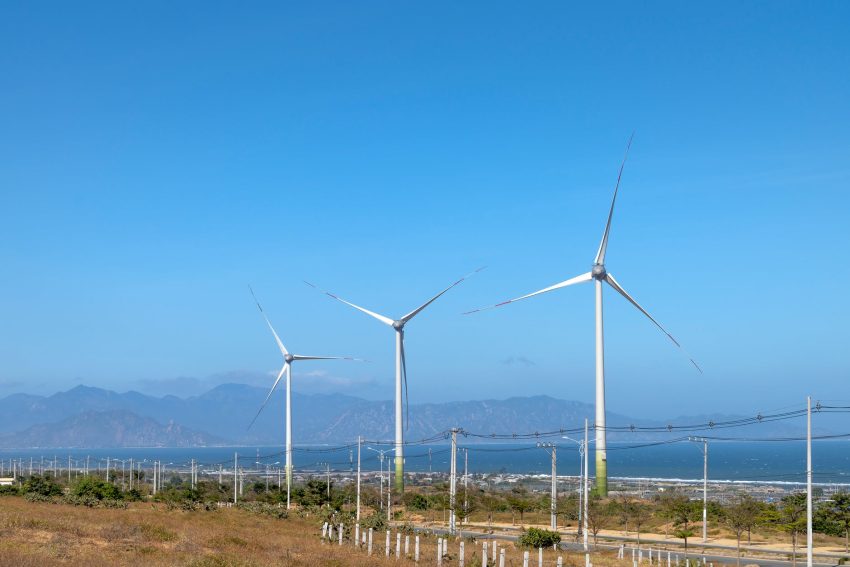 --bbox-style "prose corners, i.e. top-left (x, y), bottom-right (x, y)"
top-left (592, 263), bottom-right (607, 280)
top-left (284, 354), bottom-right (294, 363)
top-left (392, 320), bottom-right (404, 330)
